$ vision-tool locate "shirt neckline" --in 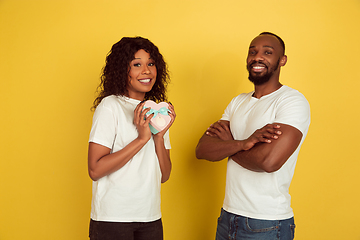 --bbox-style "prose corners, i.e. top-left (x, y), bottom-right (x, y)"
top-left (251, 85), bottom-right (286, 100)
